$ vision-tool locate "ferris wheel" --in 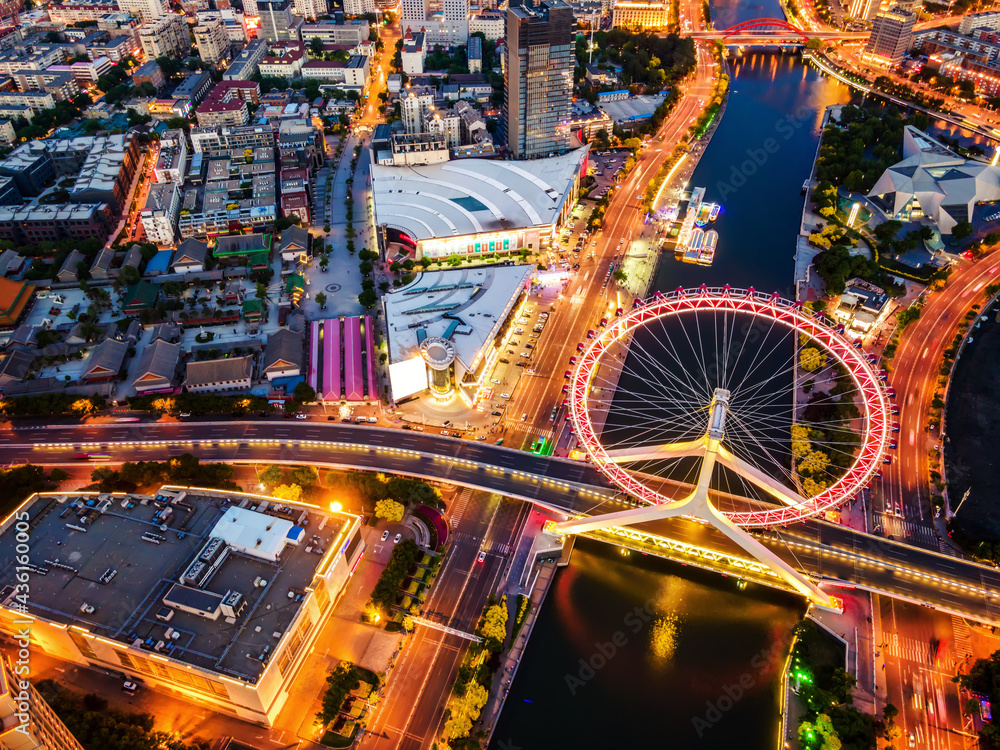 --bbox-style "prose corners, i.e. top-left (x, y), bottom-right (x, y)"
top-left (554, 286), bottom-right (891, 607)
